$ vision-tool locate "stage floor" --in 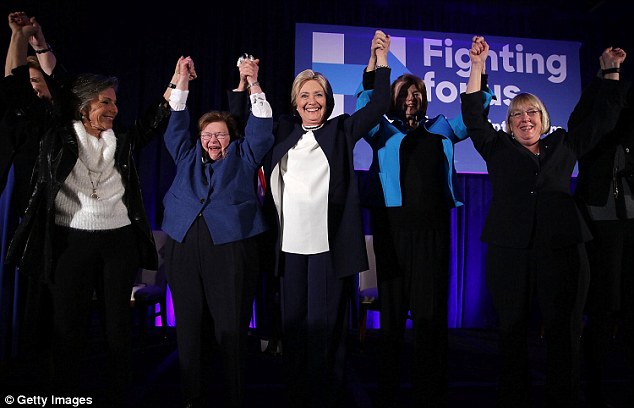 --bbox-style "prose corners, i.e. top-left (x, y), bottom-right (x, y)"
top-left (2, 325), bottom-right (631, 407)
